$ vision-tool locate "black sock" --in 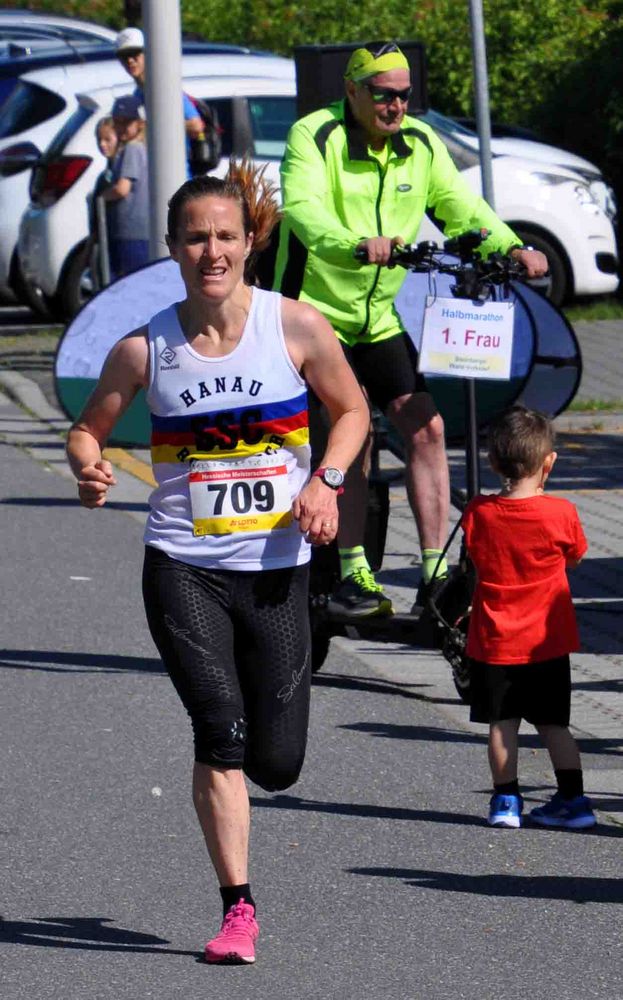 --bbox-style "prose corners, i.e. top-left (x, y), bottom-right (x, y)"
top-left (555, 768), bottom-right (584, 800)
top-left (219, 883), bottom-right (256, 917)
top-left (494, 780), bottom-right (520, 797)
